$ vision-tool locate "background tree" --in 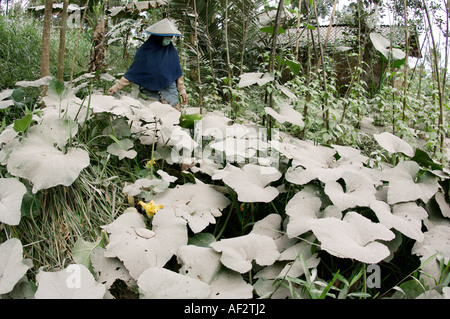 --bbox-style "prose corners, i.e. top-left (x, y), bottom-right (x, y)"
top-left (40, 0), bottom-right (52, 96)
